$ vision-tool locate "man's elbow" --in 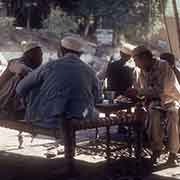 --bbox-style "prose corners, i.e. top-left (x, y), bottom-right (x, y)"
top-left (16, 82), bottom-right (25, 97)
